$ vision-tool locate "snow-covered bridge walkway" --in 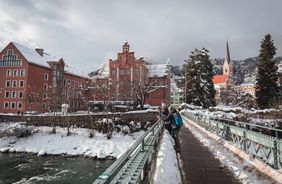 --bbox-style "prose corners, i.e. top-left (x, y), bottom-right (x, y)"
top-left (179, 116), bottom-right (280, 184)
